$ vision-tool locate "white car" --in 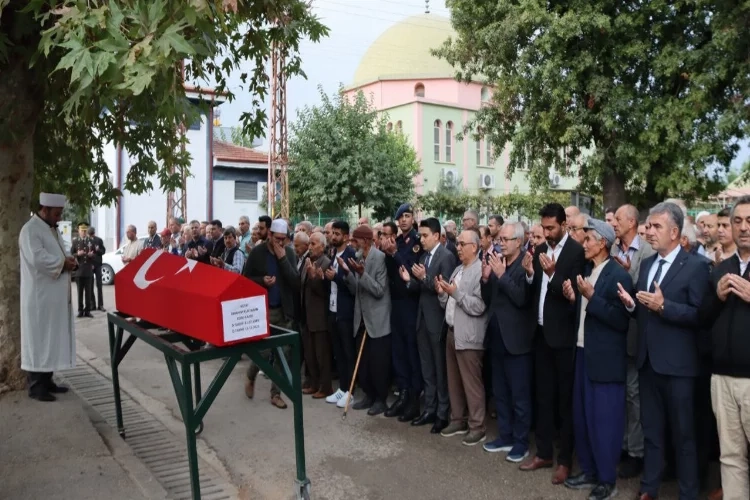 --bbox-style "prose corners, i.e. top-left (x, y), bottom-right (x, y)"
top-left (101, 237), bottom-right (149, 285)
